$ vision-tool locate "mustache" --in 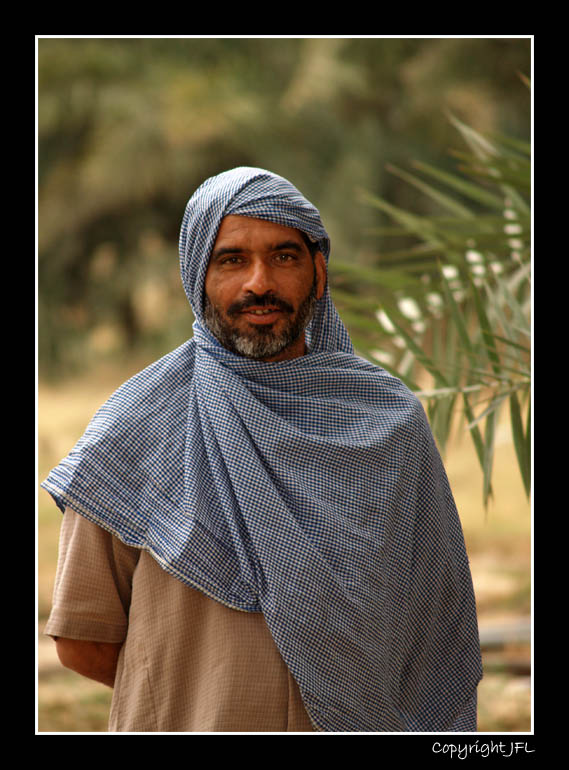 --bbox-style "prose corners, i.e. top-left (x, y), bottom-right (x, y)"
top-left (227, 293), bottom-right (295, 316)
